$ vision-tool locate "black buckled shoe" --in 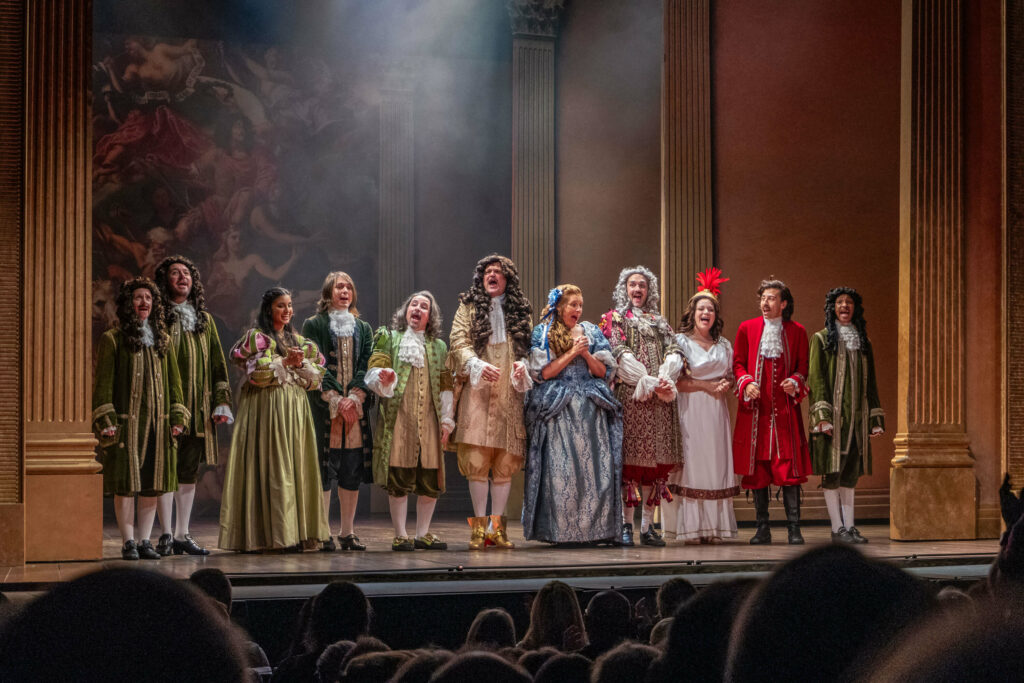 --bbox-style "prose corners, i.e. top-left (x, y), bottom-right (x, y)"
top-left (172, 534), bottom-right (210, 556)
top-left (121, 540), bottom-right (139, 561)
top-left (155, 533), bottom-right (173, 556)
top-left (749, 524), bottom-right (772, 545)
top-left (831, 527), bottom-right (855, 543)
top-left (847, 526), bottom-right (869, 544)
top-left (137, 540), bottom-right (161, 560)
top-left (620, 523), bottom-right (635, 547)
top-left (392, 536), bottom-right (414, 551)
top-left (320, 536), bottom-right (337, 552)
top-left (641, 527), bottom-right (666, 547)
top-left (340, 534), bottom-right (366, 551)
